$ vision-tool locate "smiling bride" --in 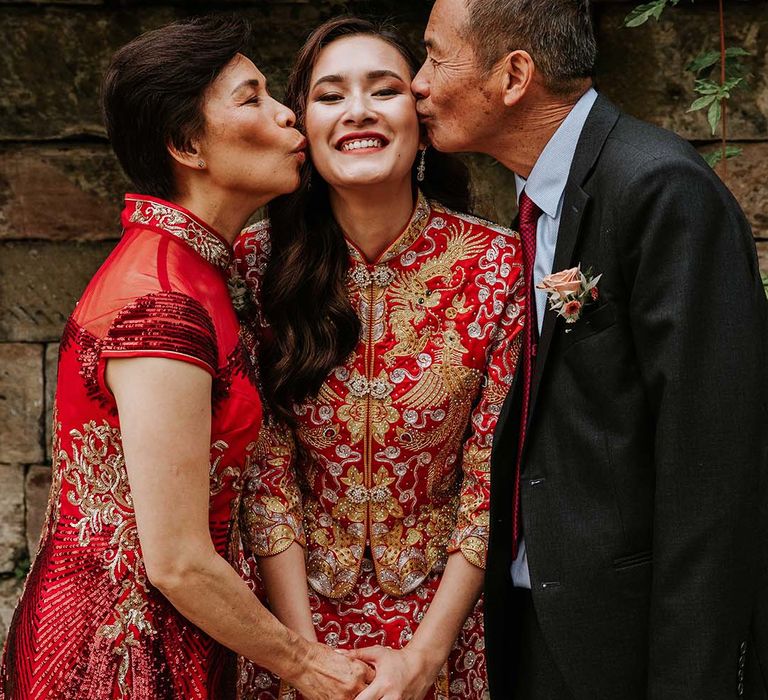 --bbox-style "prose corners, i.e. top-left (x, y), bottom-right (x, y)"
top-left (233, 17), bottom-right (527, 700)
